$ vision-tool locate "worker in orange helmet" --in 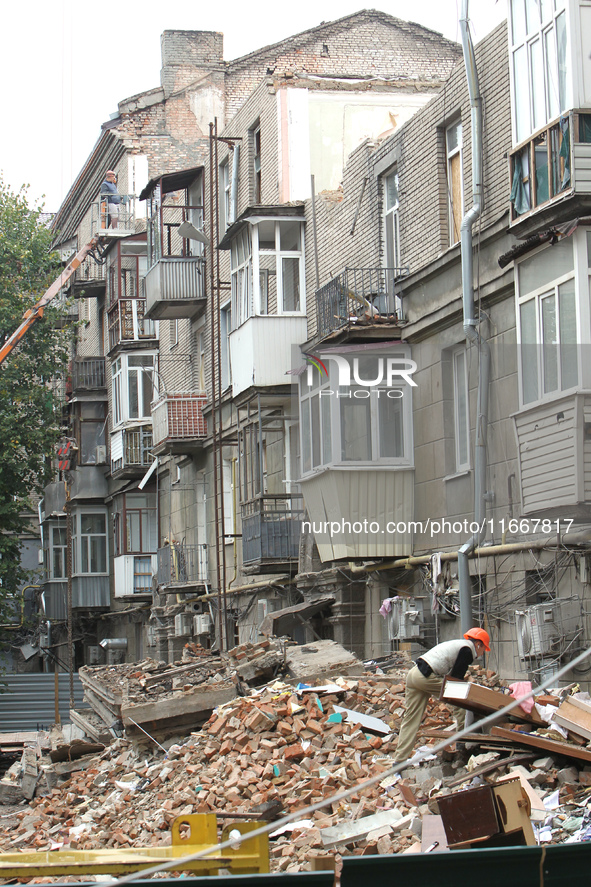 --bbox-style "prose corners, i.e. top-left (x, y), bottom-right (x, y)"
top-left (394, 627), bottom-right (490, 763)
